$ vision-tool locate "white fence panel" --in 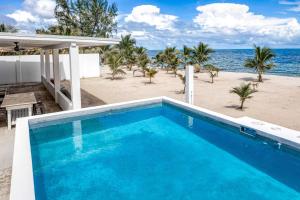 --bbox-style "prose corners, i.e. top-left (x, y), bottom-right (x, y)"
top-left (0, 54), bottom-right (100, 84)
